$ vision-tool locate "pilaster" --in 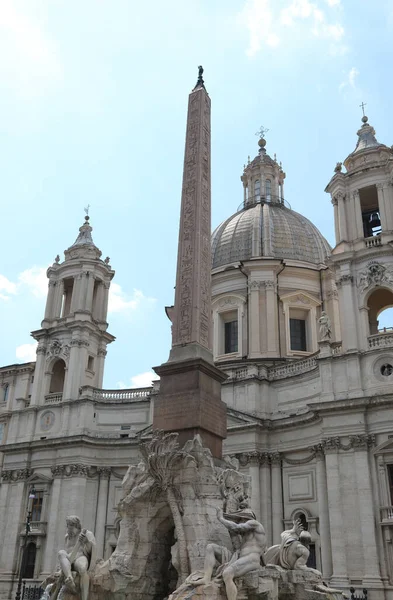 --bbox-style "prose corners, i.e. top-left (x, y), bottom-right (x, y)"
top-left (270, 452), bottom-right (283, 544)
